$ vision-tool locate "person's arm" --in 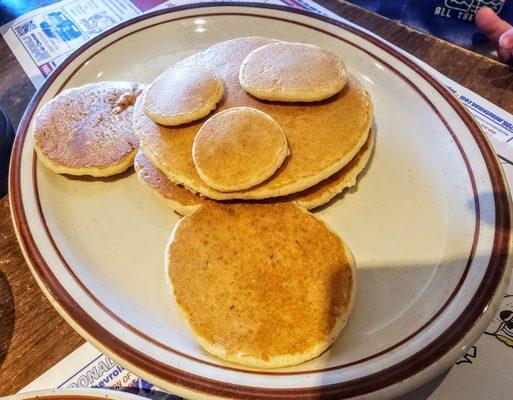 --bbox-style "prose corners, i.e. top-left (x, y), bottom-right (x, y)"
top-left (476, 6), bottom-right (513, 64)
